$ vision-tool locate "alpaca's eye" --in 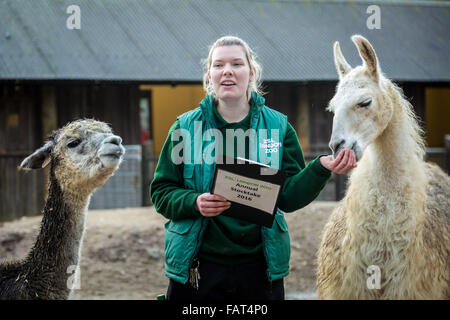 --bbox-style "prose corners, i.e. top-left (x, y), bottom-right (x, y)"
top-left (358, 99), bottom-right (372, 108)
top-left (67, 140), bottom-right (81, 148)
